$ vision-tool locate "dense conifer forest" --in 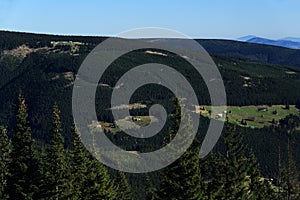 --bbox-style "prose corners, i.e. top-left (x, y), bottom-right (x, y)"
top-left (0, 31), bottom-right (300, 199)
